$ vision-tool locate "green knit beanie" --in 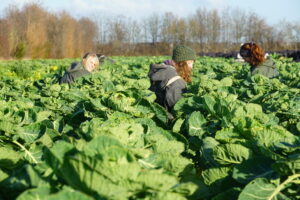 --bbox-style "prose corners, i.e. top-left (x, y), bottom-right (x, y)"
top-left (172, 45), bottom-right (196, 62)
